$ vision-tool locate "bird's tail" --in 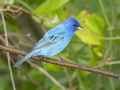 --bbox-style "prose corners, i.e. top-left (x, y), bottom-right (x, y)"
top-left (13, 52), bottom-right (34, 67)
